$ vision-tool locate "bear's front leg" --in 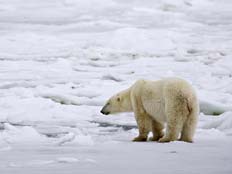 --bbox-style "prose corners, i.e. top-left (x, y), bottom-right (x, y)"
top-left (130, 93), bottom-right (150, 142)
top-left (133, 111), bottom-right (150, 142)
top-left (133, 136), bottom-right (147, 142)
